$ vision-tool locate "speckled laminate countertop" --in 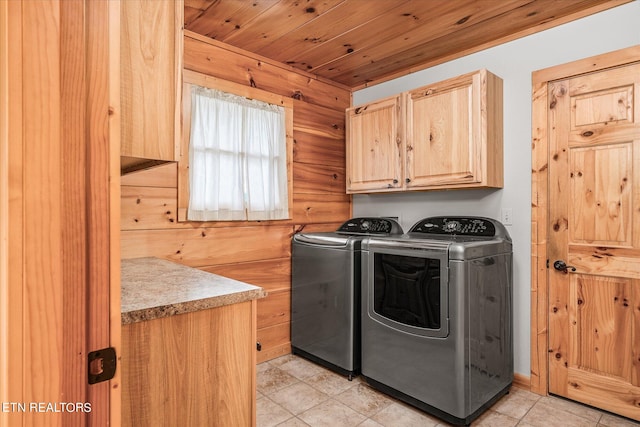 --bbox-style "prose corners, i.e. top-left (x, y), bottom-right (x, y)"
top-left (121, 257), bottom-right (266, 325)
